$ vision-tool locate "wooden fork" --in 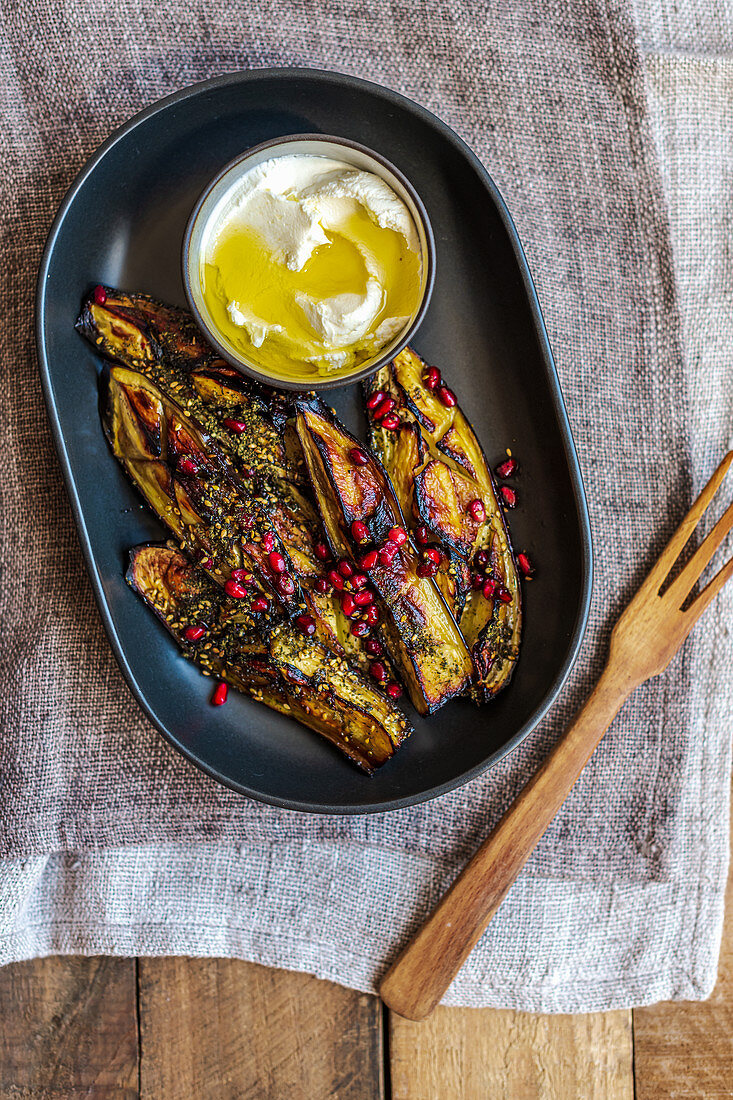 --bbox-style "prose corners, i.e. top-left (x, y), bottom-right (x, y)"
top-left (380, 451), bottom-right (733, 1021)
